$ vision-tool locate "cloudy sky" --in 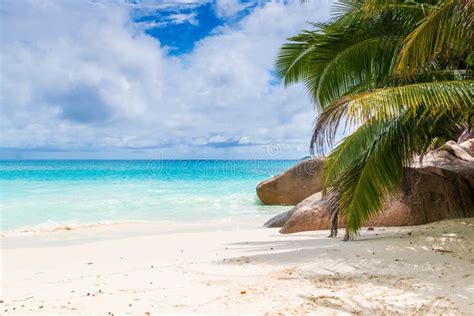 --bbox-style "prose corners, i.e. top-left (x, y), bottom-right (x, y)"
top-left (0, 0), bottom-right (334, 159)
